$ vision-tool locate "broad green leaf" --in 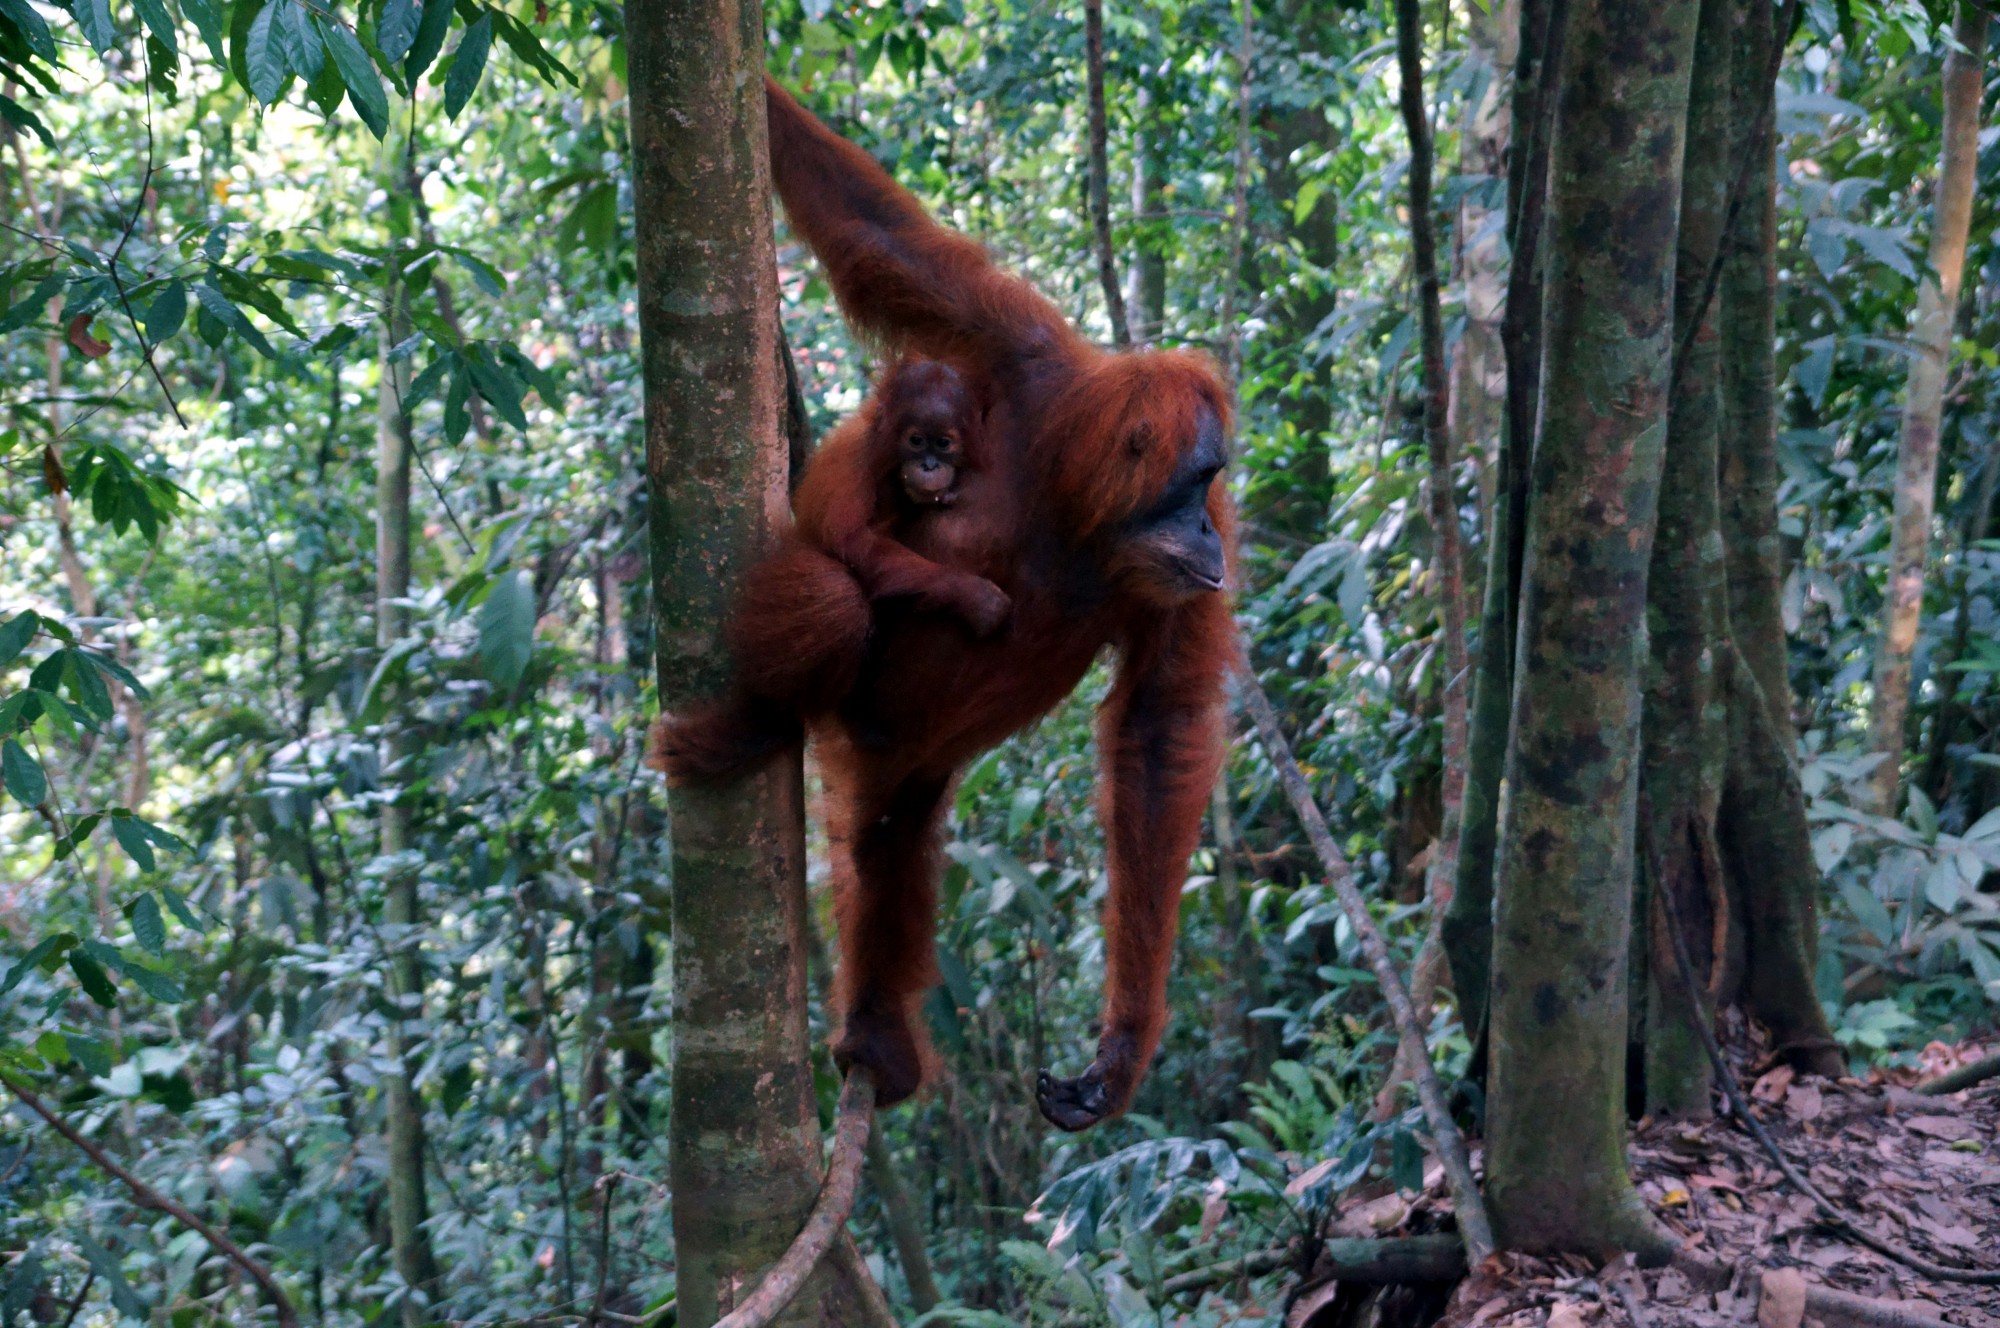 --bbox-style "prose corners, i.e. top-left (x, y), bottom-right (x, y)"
top-left (124, 963), bottom-right (184, 1004)
top-left (477, 568), bottom-right (534, 689)
top-left (378, 0), bottom-right (418, 61)
top-left (143, 280), bottom-right (187, 341)
top-left (128, 893), bottom-right (166, 955)
top-left (80, 648), bottom-right (150, 700)
top-left (245, 2), bottom-right (287, 104)
top-left (448, 247), bottom-right (505, 296)
top-left (74, 0), bottom-right (114, 53)
top-left (442, 11), bottom-right (489, 120)
top-left (68, 951), bottom-right (117, 1007)
top-left (130, 0), bottom-right (179, 57)
top-left (307, 44), bottom-right (347, 112)
top-left (113, 816), bottom-right (156, 872)
top-left (160, 887), bottom-right (203, 931)
top-left (63, 649), bottom-right (112, 719)
top-left (0, 95), bottom-right (54, 151)
top-left (2, 933), bottom-right (76, 993)
top-left (1, 739), bottom-right (44, 807)
top-left (0, 611), bottom-right (37, 668)
top-left (0, 0), bottom-right (55, 60)
top-left (196, 283), bottom-right (279, 357)
top-left (323, 20), bottom-right (388, 137)
top-left (181, 0), bottom-right (226, 64)
top-left (72, 1234), bottom-right (146, 1322)
top-left (66, 1034), bottom-right (111, 1076)
top-left (464, 352), bottom-right (526, 429)
top-left (443, 362), bottom-right (470, 443)
top-left (404, 0), bottom-right (452, 82)
top-left (279, 2), bottom-right (323, 79)
top-left (0, 274), bottom-right (62, 335)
